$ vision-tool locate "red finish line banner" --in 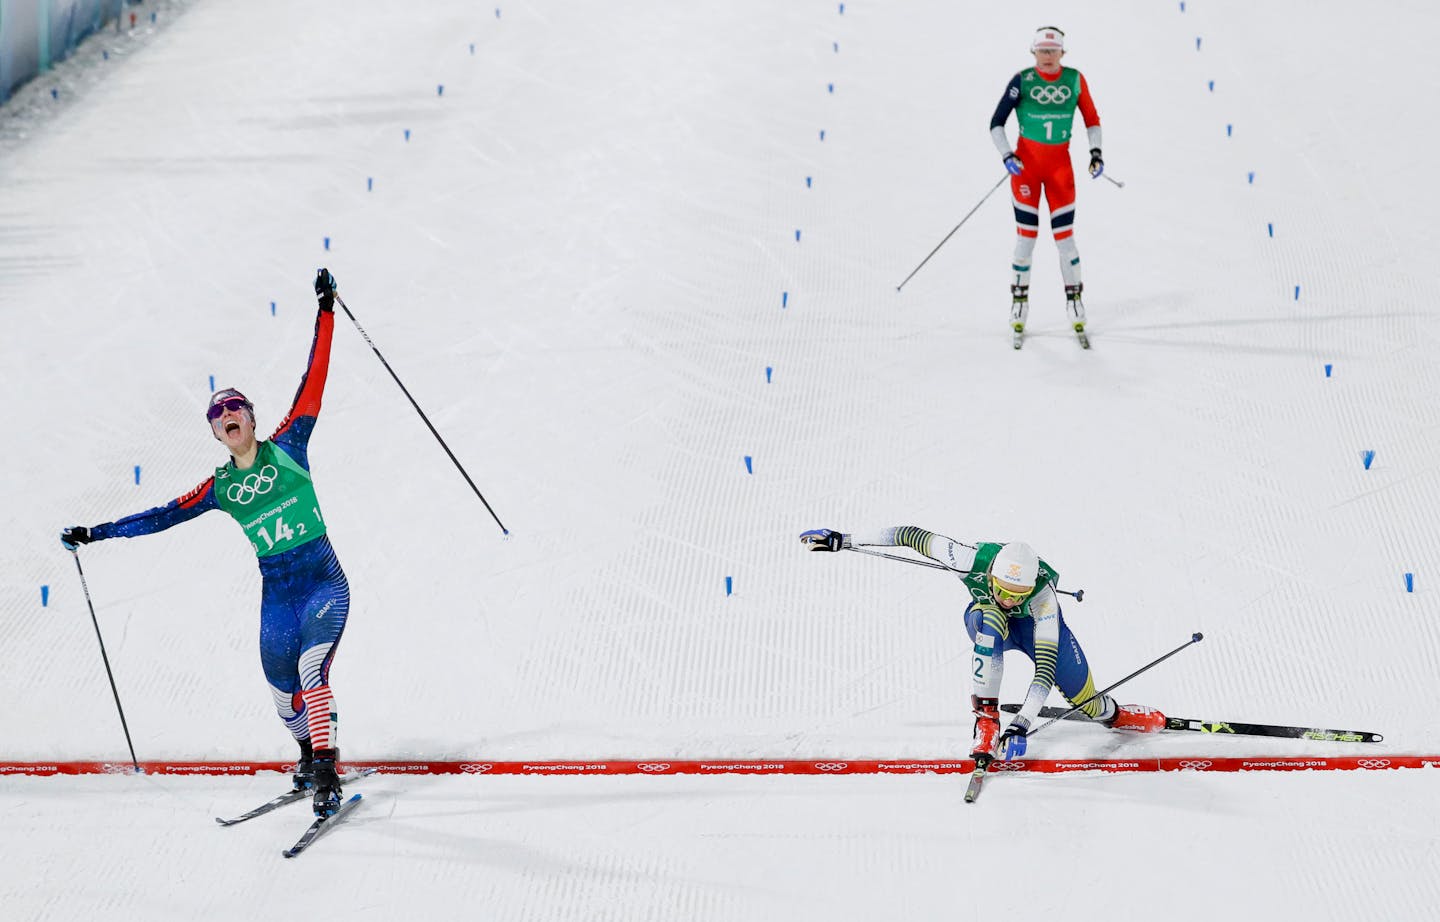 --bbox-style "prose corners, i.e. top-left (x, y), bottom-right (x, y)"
top-left (0, 756), bottom-right (1433, 777)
